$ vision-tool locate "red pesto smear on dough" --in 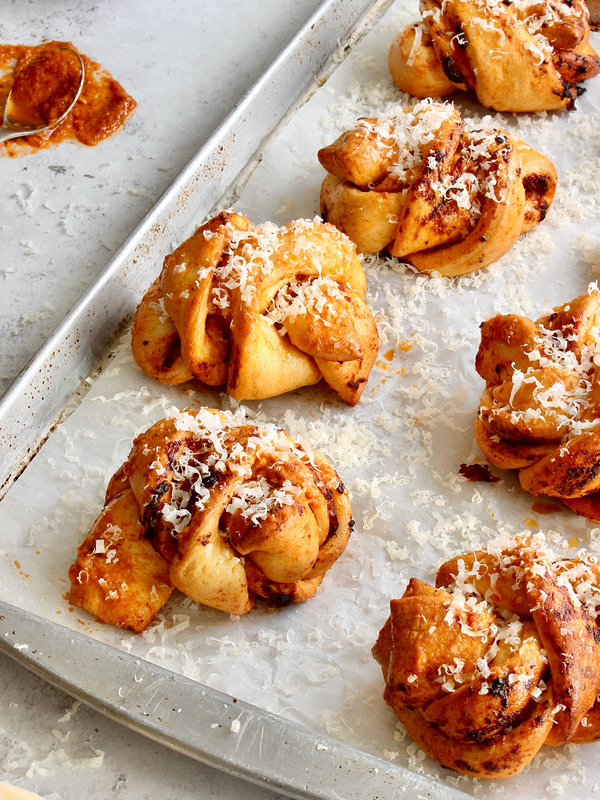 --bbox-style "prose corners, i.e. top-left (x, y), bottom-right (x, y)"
top-left (459, 462), bottom-right (500, 482)
top-left (0, 40), bottom-right (136, 156)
